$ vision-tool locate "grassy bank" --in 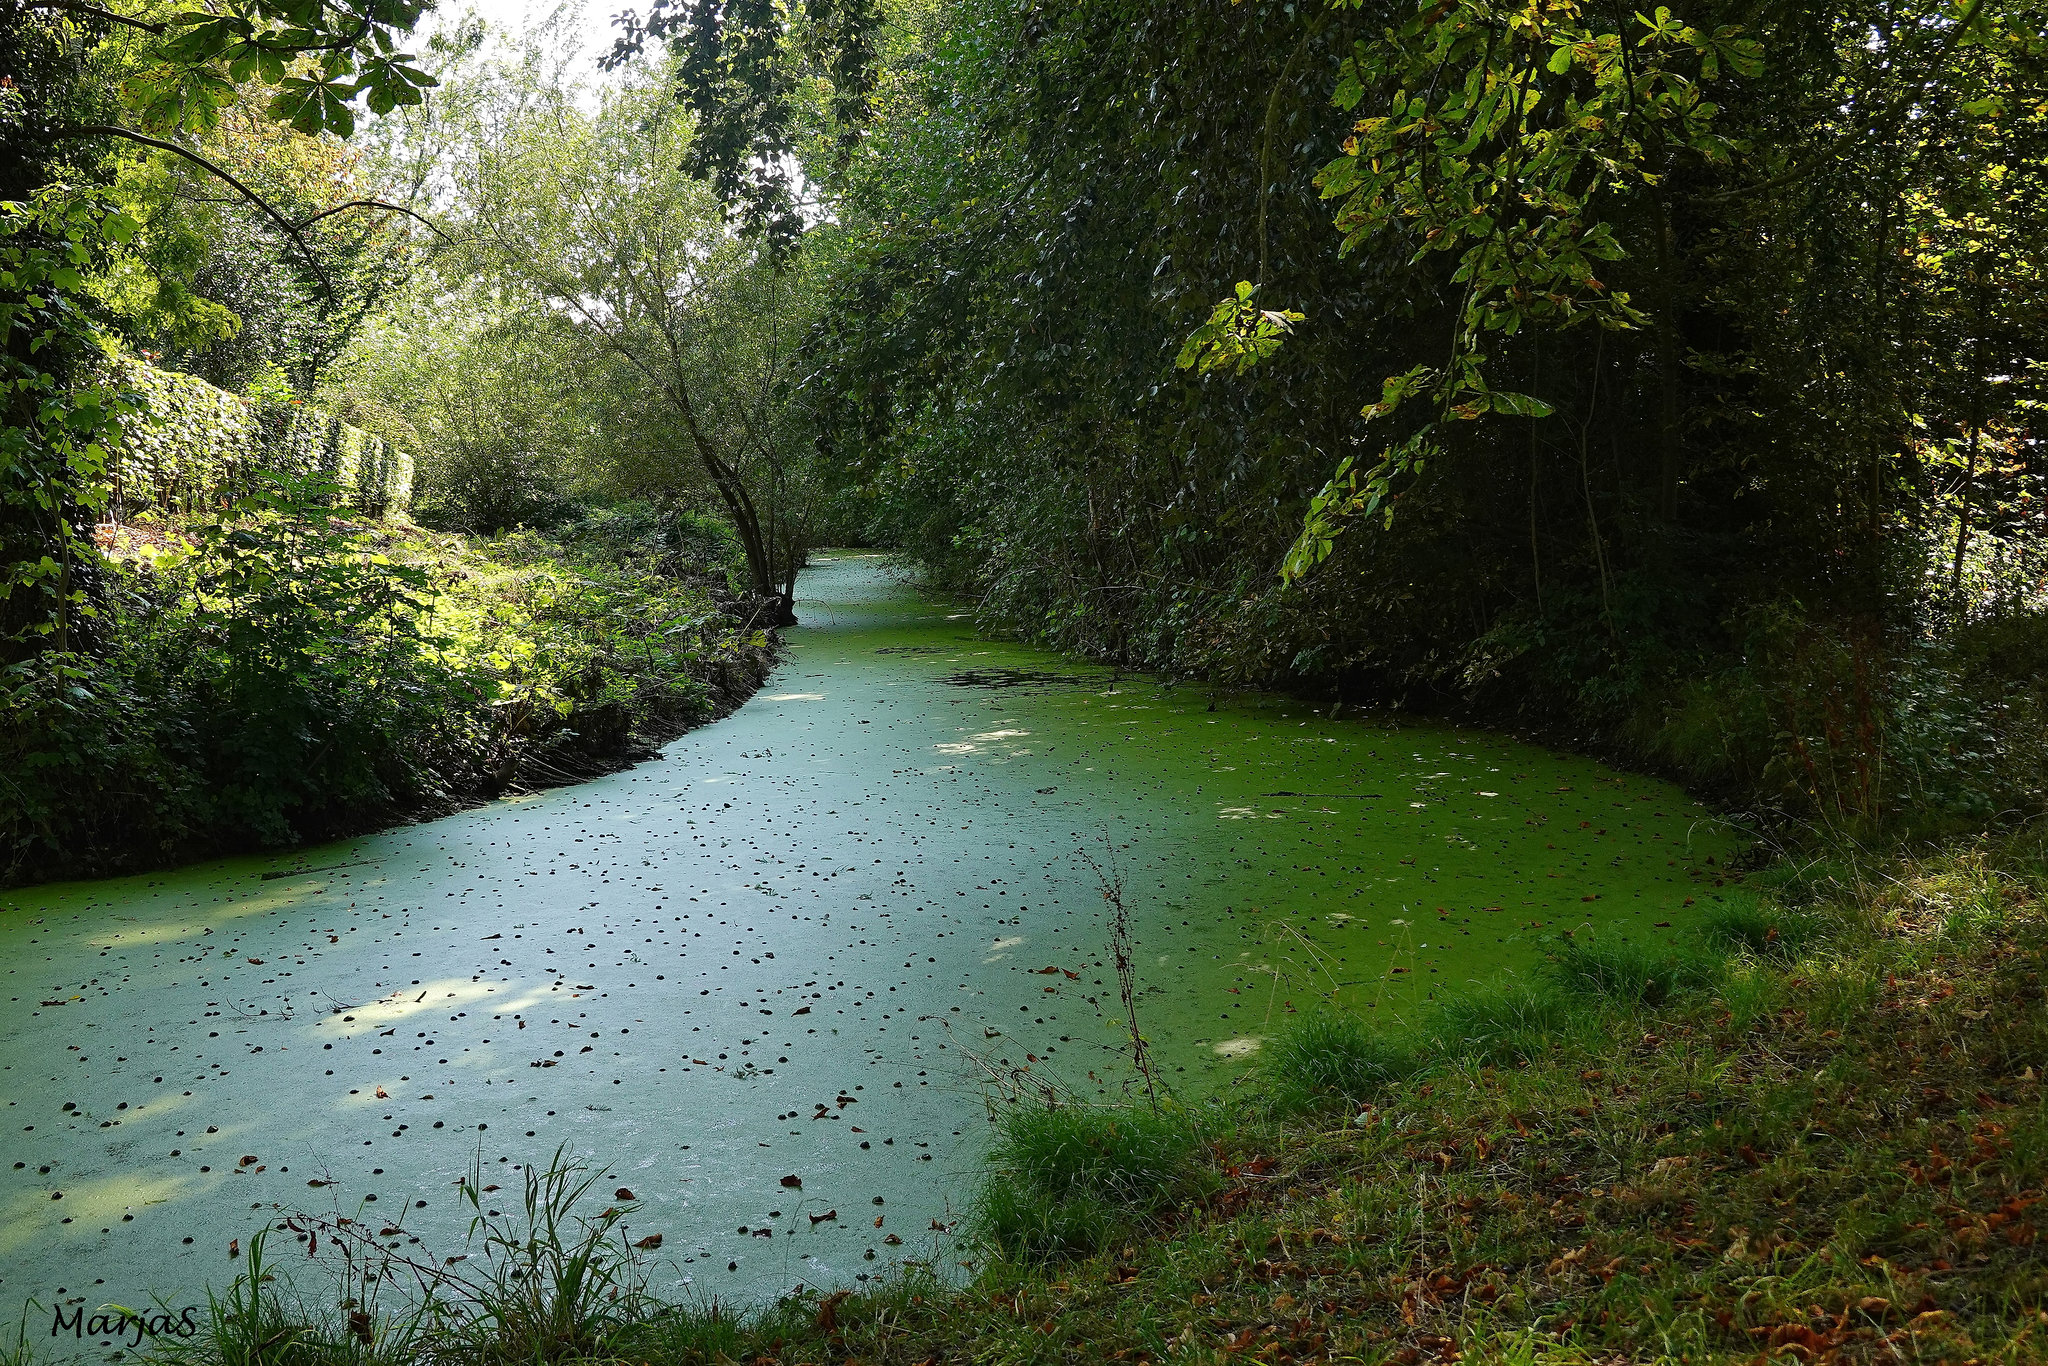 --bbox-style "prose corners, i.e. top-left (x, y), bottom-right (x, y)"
top-left (118, 830), bottom-right (2048, 1365)
top-left (0, 487), bottom-right (778, 886)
